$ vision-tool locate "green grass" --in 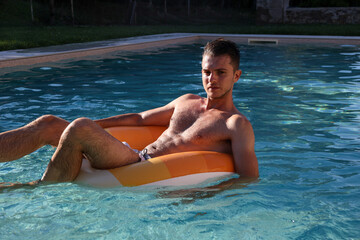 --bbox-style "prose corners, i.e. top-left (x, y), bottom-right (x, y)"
top-left (1, 24), bottom-right (359, 51)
